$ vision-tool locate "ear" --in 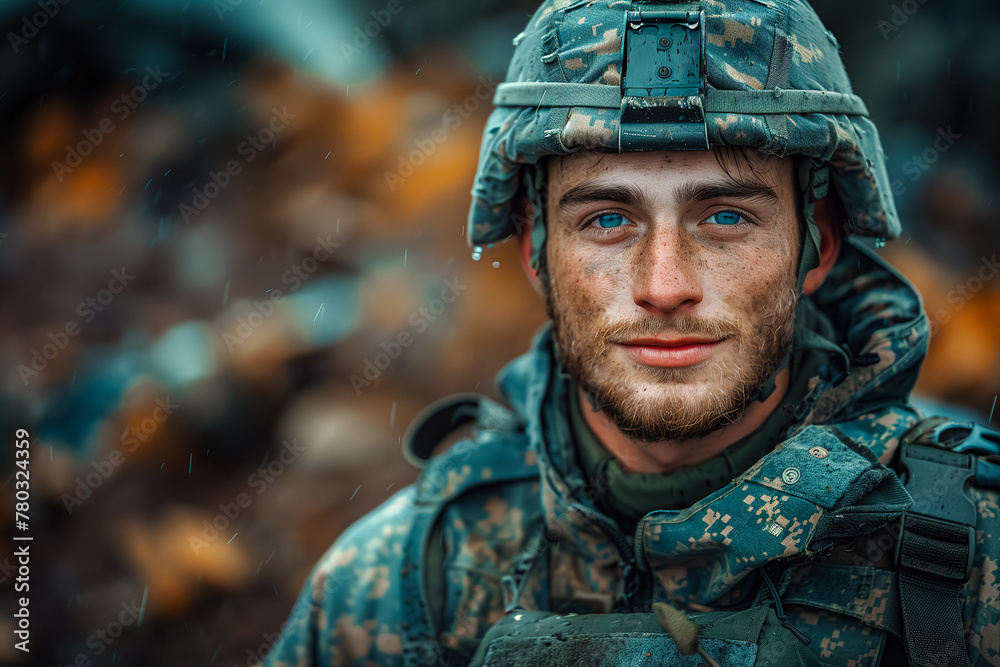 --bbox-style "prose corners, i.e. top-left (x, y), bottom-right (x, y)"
top-left (802, 195), bottom-right (842, 295)
top-left (516, 200), bottom-right (545, 297)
